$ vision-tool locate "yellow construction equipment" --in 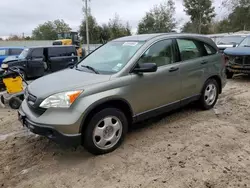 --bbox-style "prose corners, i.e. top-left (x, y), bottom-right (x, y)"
top-left (53, 32), bottom-right (83, 58)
